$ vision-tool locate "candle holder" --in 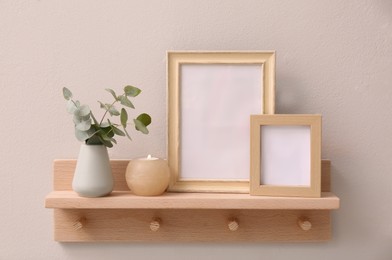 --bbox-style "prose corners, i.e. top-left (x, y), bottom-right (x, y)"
top-left (125, 155), bottom-right (171, 196)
